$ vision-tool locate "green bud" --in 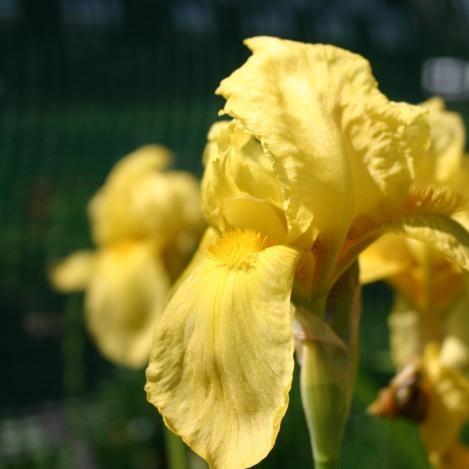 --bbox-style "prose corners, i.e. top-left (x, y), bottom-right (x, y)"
top-left (296, 261), bottom-right (361, 469)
